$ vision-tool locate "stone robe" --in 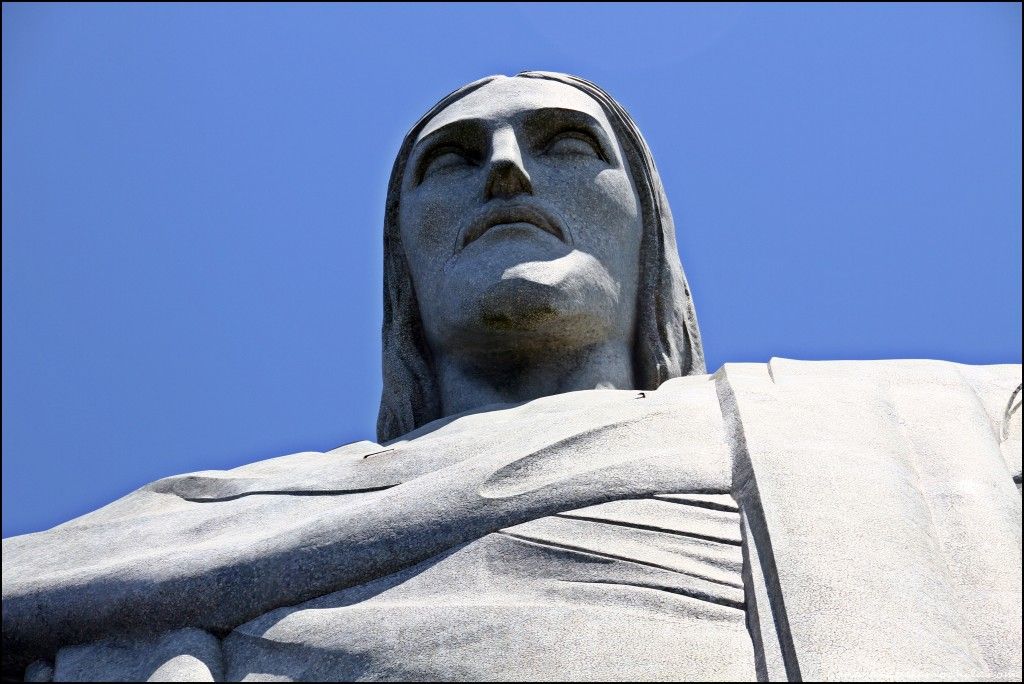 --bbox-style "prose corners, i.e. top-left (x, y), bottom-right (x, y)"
top-left (3, 359), bottom-right (1021, 681)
